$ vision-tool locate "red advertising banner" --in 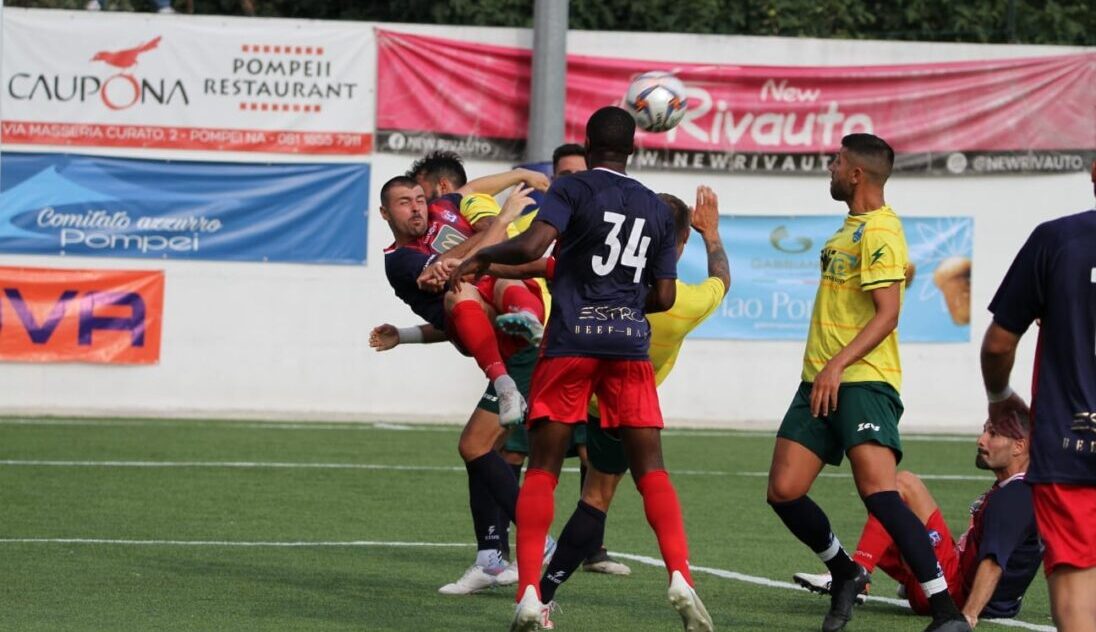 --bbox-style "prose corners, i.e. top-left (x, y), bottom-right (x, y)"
top-left (0, 267), bottom-right (164, 364)
top-left (375, 30), bottom-right (1096, 175)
